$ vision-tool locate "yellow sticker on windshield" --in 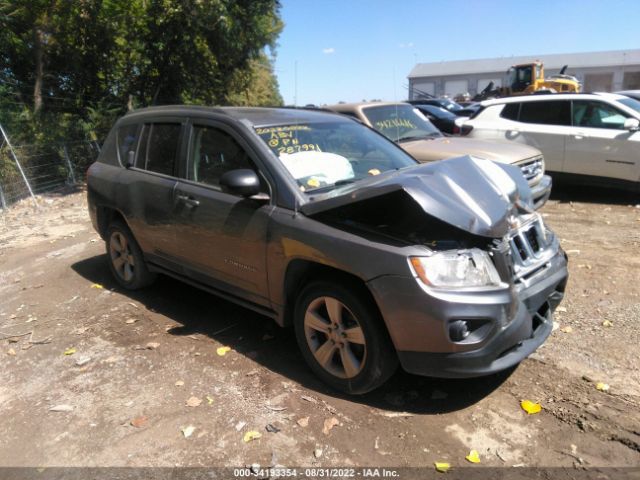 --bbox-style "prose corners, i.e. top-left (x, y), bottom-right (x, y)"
top-left (307, 178), bottom-right (320, 188)
top-left (368, 168), bottom-right (381, 176)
